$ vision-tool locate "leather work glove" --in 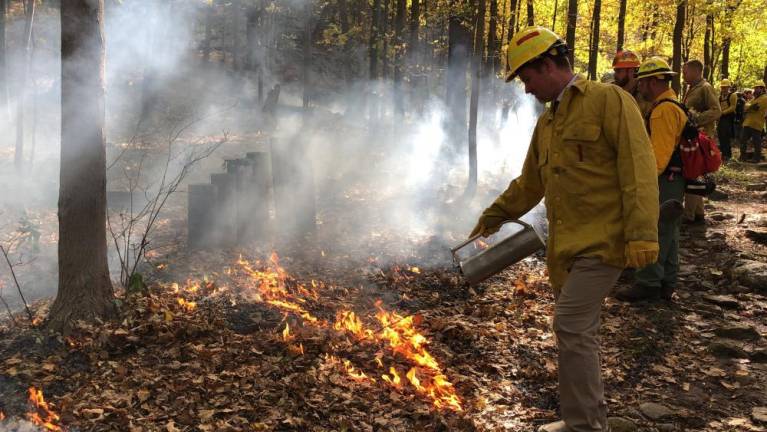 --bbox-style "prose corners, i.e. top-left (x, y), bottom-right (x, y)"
top-left (469, 206), bottom-right (510, 238)
top-left (625, 241), bottom-right (660, 268)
